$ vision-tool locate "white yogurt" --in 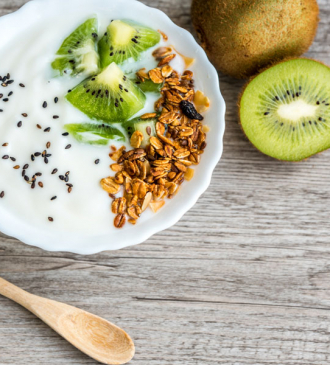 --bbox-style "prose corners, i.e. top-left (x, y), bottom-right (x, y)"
top-left (0, 13), bottom-right (186, 234)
